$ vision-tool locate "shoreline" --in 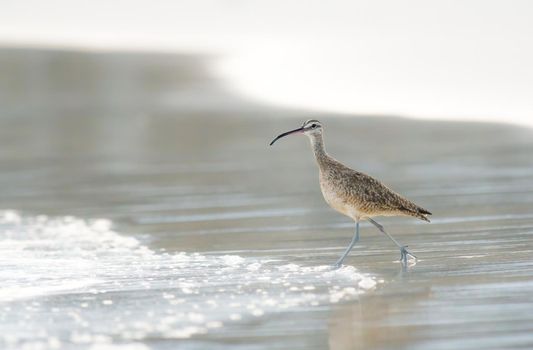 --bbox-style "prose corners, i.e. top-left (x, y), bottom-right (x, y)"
top-left (2, 45), bottom-right (532, 131)
top-left (1, 45), bottom-right (533, 350)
